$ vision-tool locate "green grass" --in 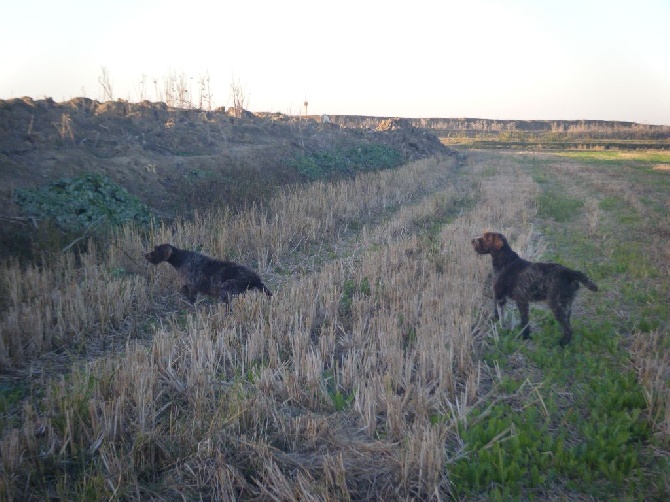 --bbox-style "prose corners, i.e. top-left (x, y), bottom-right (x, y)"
top-left (453, 308), bottom-right (663, 500)
top-left (339, 276), bottom-right (371, 316)
top-left (441, 135), bottom-right (670, 153)
top-left (0, 381), bottom-right (30, 429)
top-left (537, 193), bottom-right (584, 222)
top-left (555, 150), bottom-right (670, 164)
top-left (451, 150), bottom-right (670, 500)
